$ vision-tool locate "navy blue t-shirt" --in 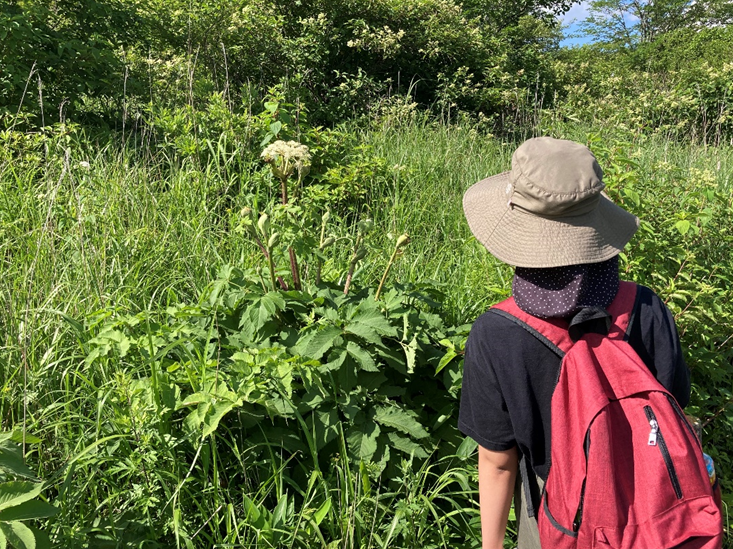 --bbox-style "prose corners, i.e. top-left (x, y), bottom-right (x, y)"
top-left (458, 284), bottom-right (690, 481)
